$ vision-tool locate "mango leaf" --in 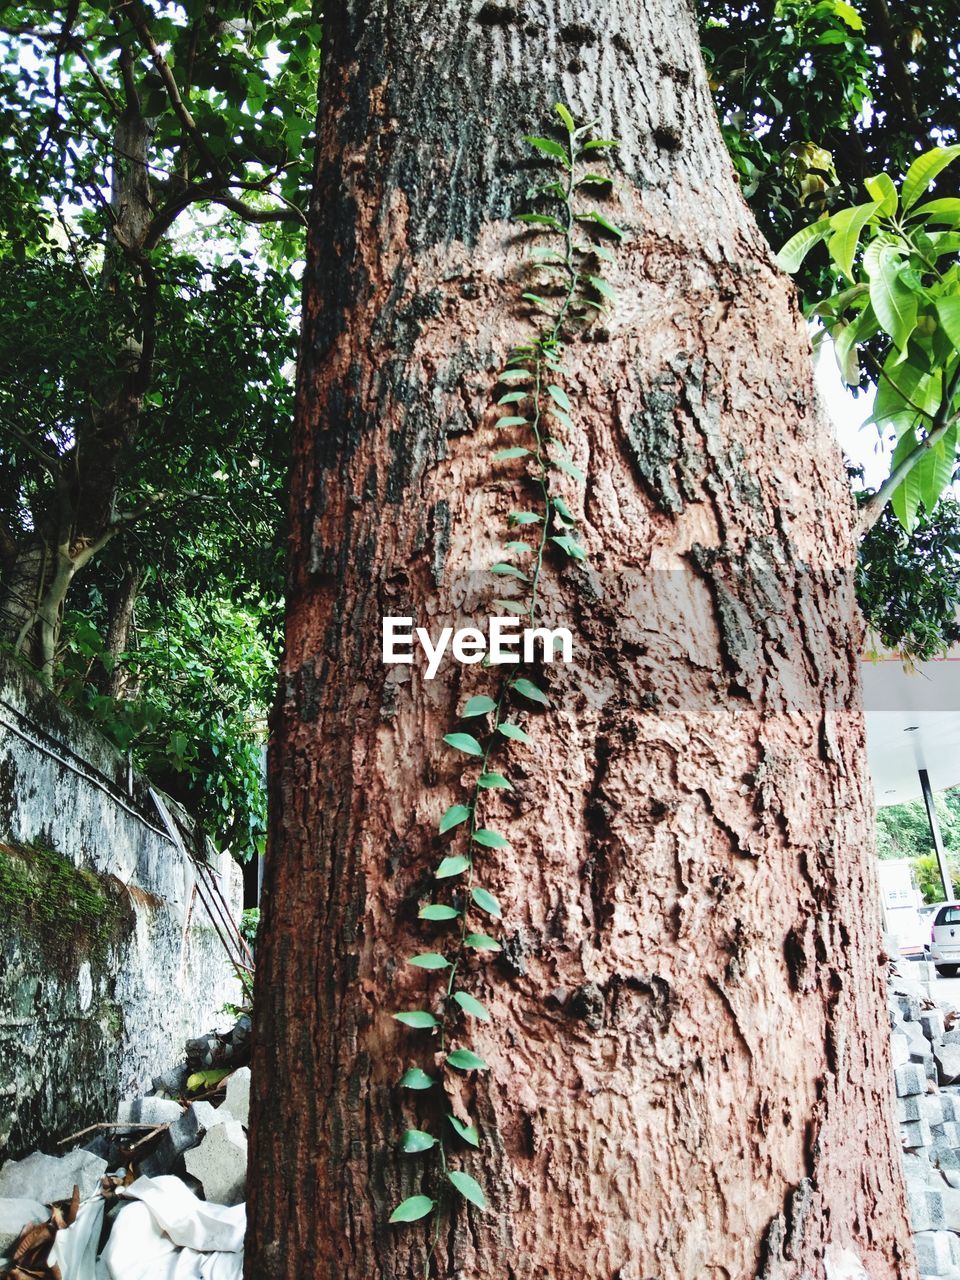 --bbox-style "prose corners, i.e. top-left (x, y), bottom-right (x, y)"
top-left (401, 1129), bottom-right (437, 1153)
top-left (865, 242), bottom-right (917, 353)
top-left (908, 198), bottom-right (960, 225)
top-left (776, 220), bottom-right (829, 274)
top-left (935, 297), bottom-right (960, 349)
top-left (389, 1195), bottom-right (435, 1222)
top-left (399, 1068), bottom-right (435, 1090)
top-left (864, 174), bottom-right (897, 219)
top-left (446, 1048), bottom-right (488, 1070)
top-left (915, 422), bottom-right (958, 516)
top-left (471, 886), bottom-right (503, 917)
top-left (447, 1170), bottom-right (487, 1208)
top-left (453, 990), bottom-right (492, 1021)
top-left (419, 903), bottom-right (460, 921)
top-left (902, 145), bottom-right (960, 212)
top-left (827, 201), bottom-right (878, 280)
top-left (512, 677), bottom-right (549, 705)
top-left (409, 952), bottom-right (451, 969)
top-left (443, 732), bottom-right (483, 756)
top-left (393, 1011), bottom-right (439, 1028)
top-left (890, 427), bottom-right (924, 530)
top-left (832, 0), bottom-right (864, 29)
top-left (440, 804), bottom-right (471, 834)
top-left (436, 855), bottom-right (471, 879)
